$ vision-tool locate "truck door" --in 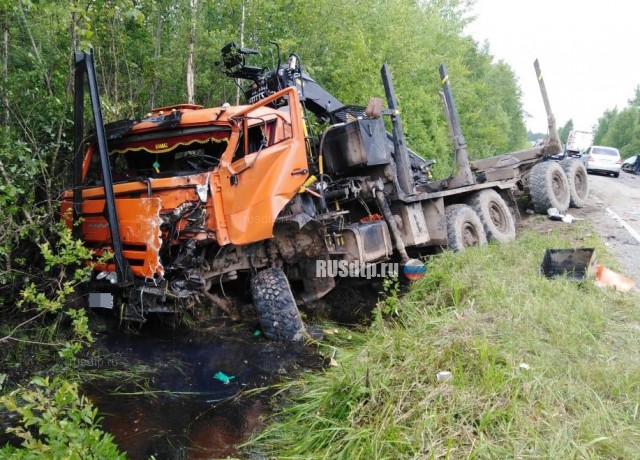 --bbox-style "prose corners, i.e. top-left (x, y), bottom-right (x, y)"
top-left (218, 87), bottom-right (309, 245)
